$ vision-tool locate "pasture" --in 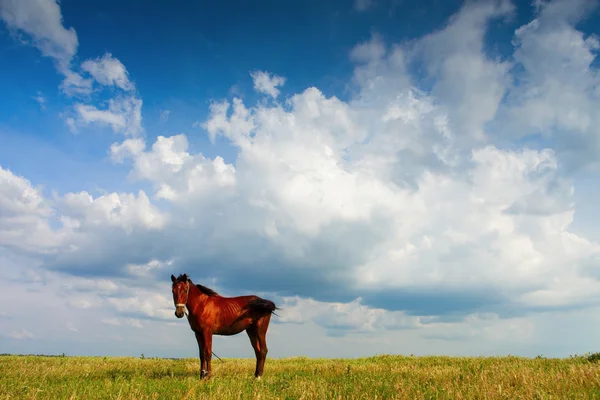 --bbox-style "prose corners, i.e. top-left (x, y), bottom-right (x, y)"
top-left (2, 354), bottom-right (600, 399)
